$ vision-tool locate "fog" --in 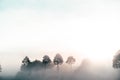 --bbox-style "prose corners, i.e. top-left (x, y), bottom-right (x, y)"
top-left (0, 59), bottom-right (119, 80)
top-left (0, 0), bottom-right (120, 80)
